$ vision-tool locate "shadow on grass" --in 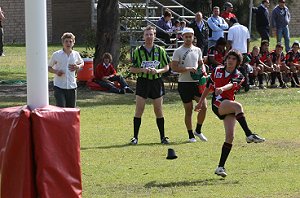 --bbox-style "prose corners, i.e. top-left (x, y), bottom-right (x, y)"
top-left (144, 178), bottom-right (239, 188)
top-left (81, 141), bottom-right (190, 150)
